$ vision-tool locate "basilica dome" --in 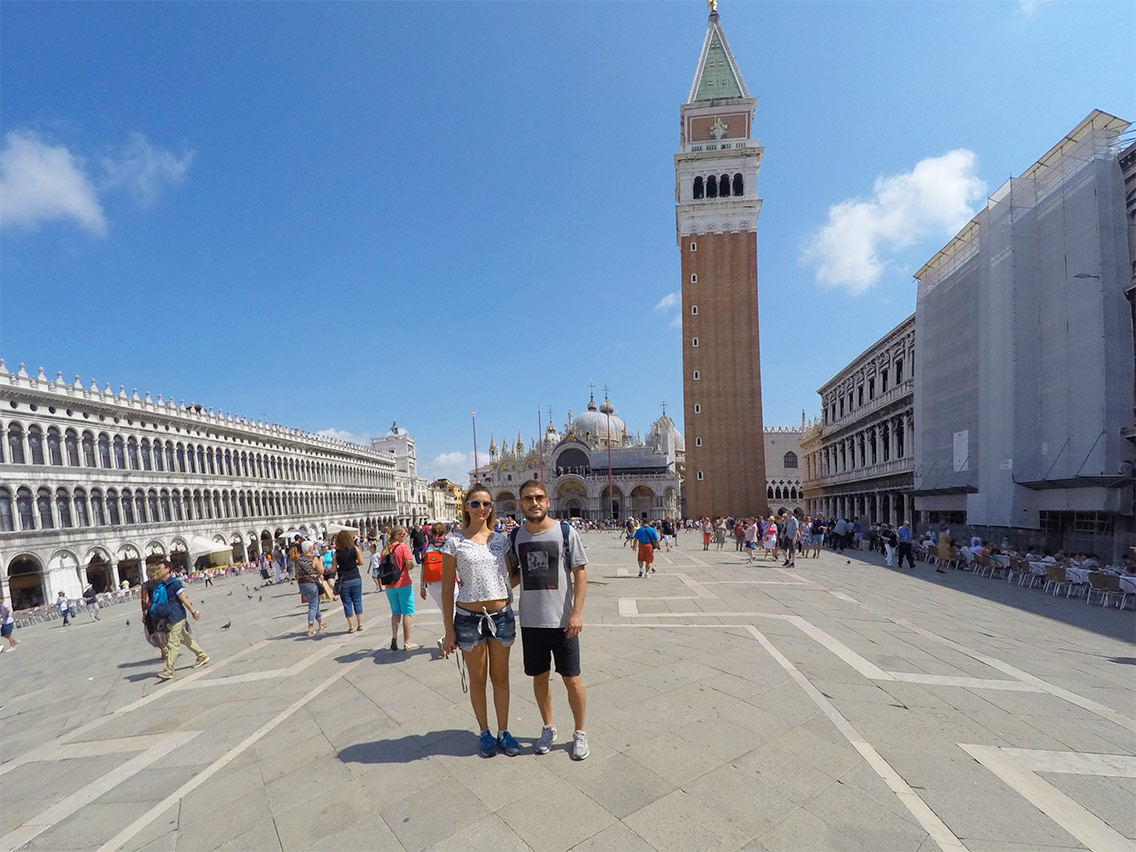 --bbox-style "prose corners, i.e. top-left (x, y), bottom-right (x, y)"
top-left (571, 396), bottom-right (627, 446)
